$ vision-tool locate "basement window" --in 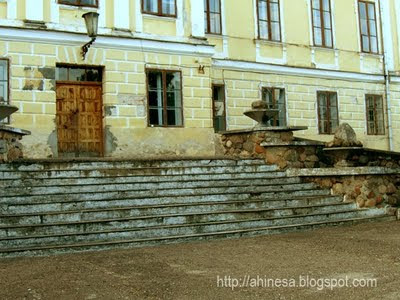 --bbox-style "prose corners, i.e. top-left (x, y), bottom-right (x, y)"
top-left (365, 94), bottom-right (385, 135)
top-left (146, 69), bottom-right (183, 127)
top-left (142, 0), bottom-right (176, 17)
top-left (0, 59), bottom-right (9, 124)
top-left (317, 91), bottom-right (339, 134)
top-left (212, 84), bottom-right (226, 132)
top-left (261, 87), bottom-right (286, 126)
top-left (58, 0), bottom-right (98, 7)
